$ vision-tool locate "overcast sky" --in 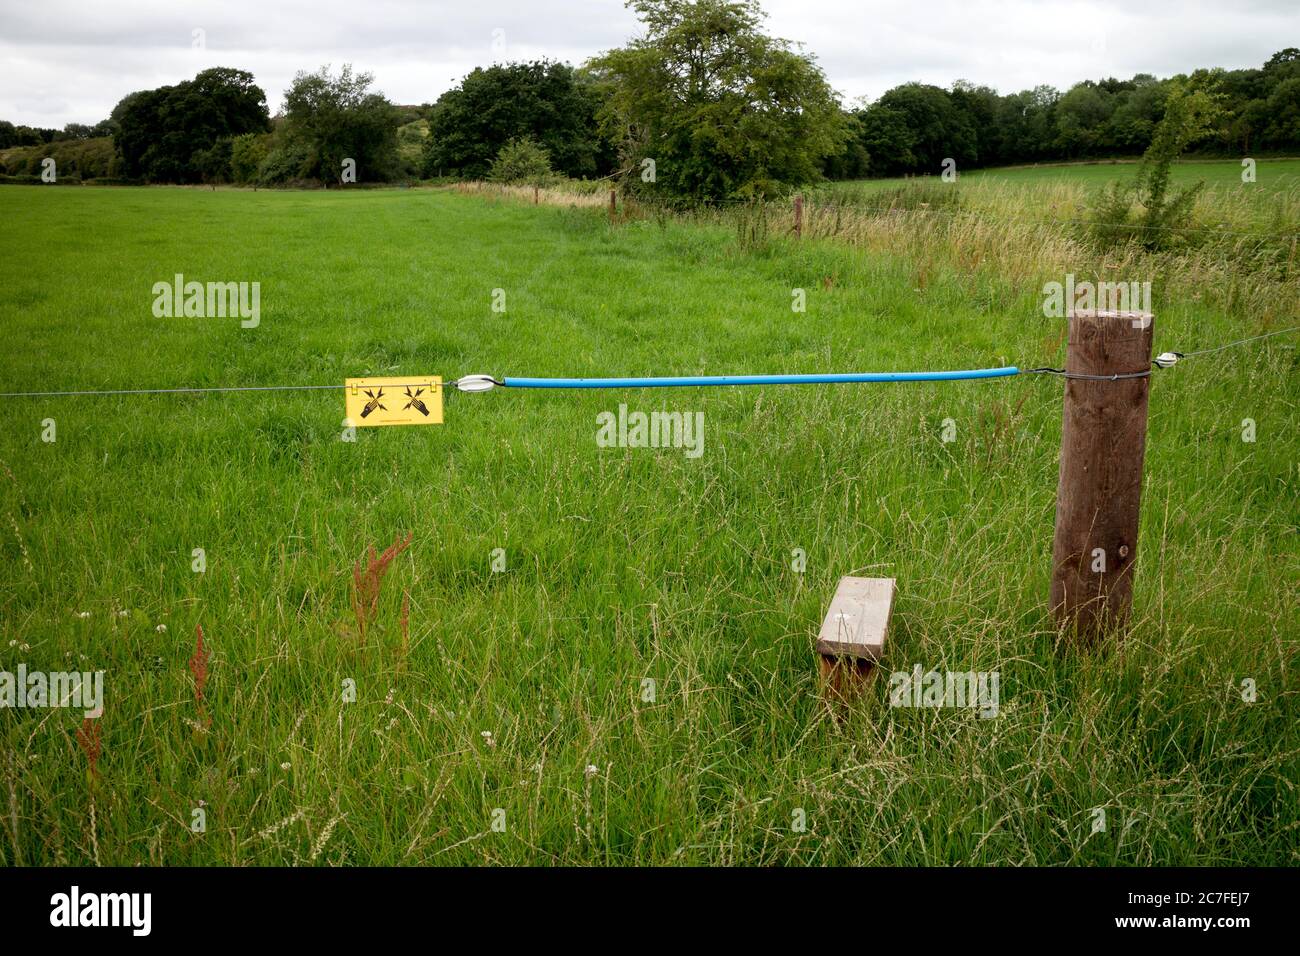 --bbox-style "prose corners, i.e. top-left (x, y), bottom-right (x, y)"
top-left (1, 0), bottom-right (1295, 127)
